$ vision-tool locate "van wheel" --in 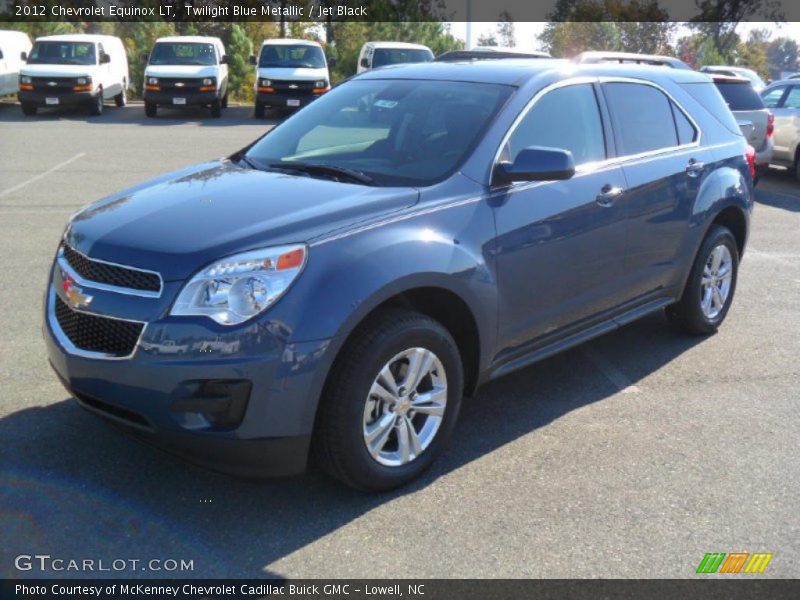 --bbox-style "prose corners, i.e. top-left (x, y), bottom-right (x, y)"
top-left (145, 102), bottom-right (157, 118)
top-left (210, 99), bottom-right (222, 118)
top-left (89, 92), bottom-right (104, 116)
top-left (315, 309), bottom-right (463, 491)
top-left (221, 93), bottom-right (228, 109)
top-left (666, 225), bottom-right (739, 335)
top-left (114, 86), bottom-right (126, 107)
top-left (254, 102), bottom-right (265, 119)
top-left (21, 102), bottom-right (37, 116)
